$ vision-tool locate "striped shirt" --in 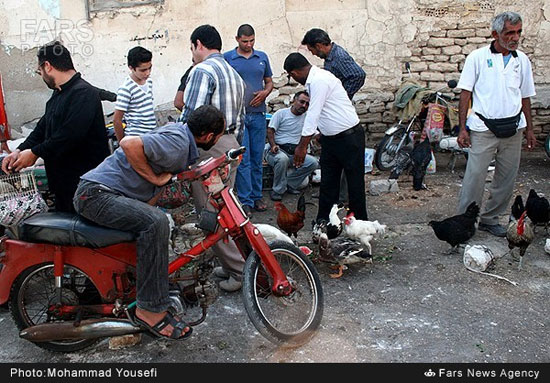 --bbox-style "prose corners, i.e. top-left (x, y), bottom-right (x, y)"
top-left (324, 43), bottom-right (366, 100)
top-left (115, 77), bottom-right (156, 136)
top-left (178, 53), bottom-right (246, 143)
